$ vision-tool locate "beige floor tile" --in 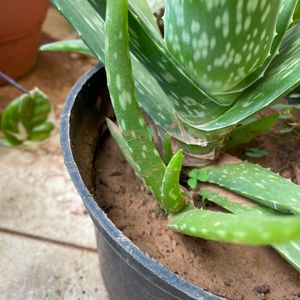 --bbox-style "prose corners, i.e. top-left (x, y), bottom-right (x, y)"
top-left (0, 232), bottom-right (109, 300)
top-left (0, 133), bottom-right (96, 249)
